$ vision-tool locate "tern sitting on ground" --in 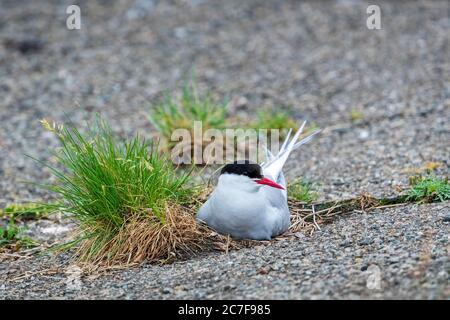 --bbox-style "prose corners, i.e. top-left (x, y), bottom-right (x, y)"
top-left (196, 121), bottom-right (320, 240)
